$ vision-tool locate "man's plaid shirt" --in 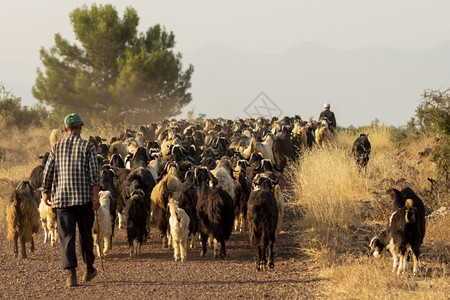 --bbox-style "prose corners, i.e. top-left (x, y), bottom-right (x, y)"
top-left (42, 134), bottom-right (100, 208)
